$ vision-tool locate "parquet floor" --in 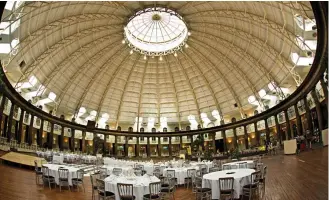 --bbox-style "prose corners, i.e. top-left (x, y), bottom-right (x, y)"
top-left (0, 148), bottom-right (327, 200)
